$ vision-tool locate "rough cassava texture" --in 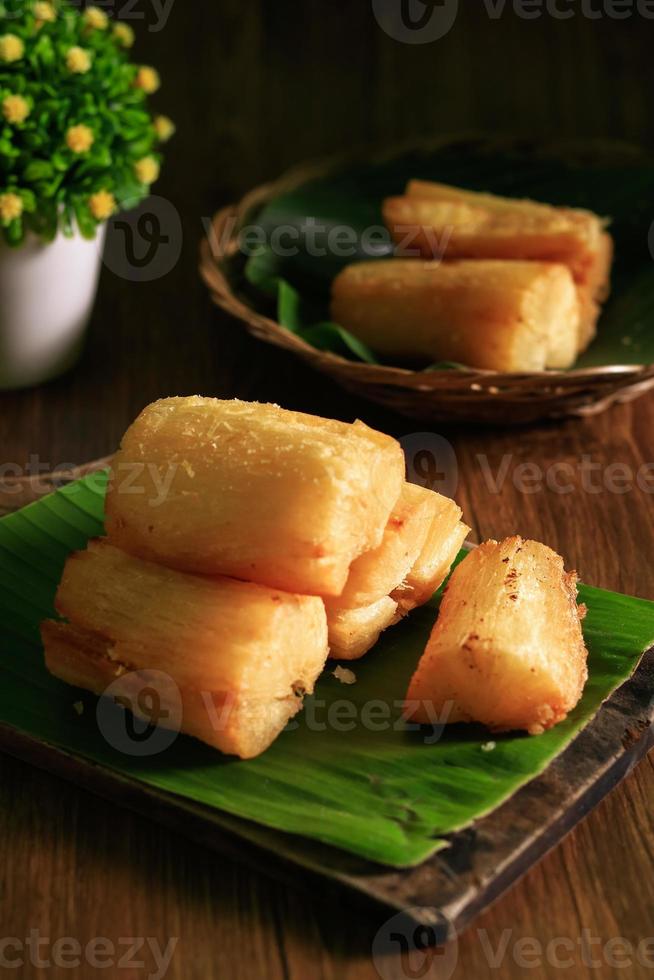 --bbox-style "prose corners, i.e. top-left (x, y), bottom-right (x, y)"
top-left (105, 397), bottom-right (404, 596)
top-left (407, 536), bottom-right (589, 734)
